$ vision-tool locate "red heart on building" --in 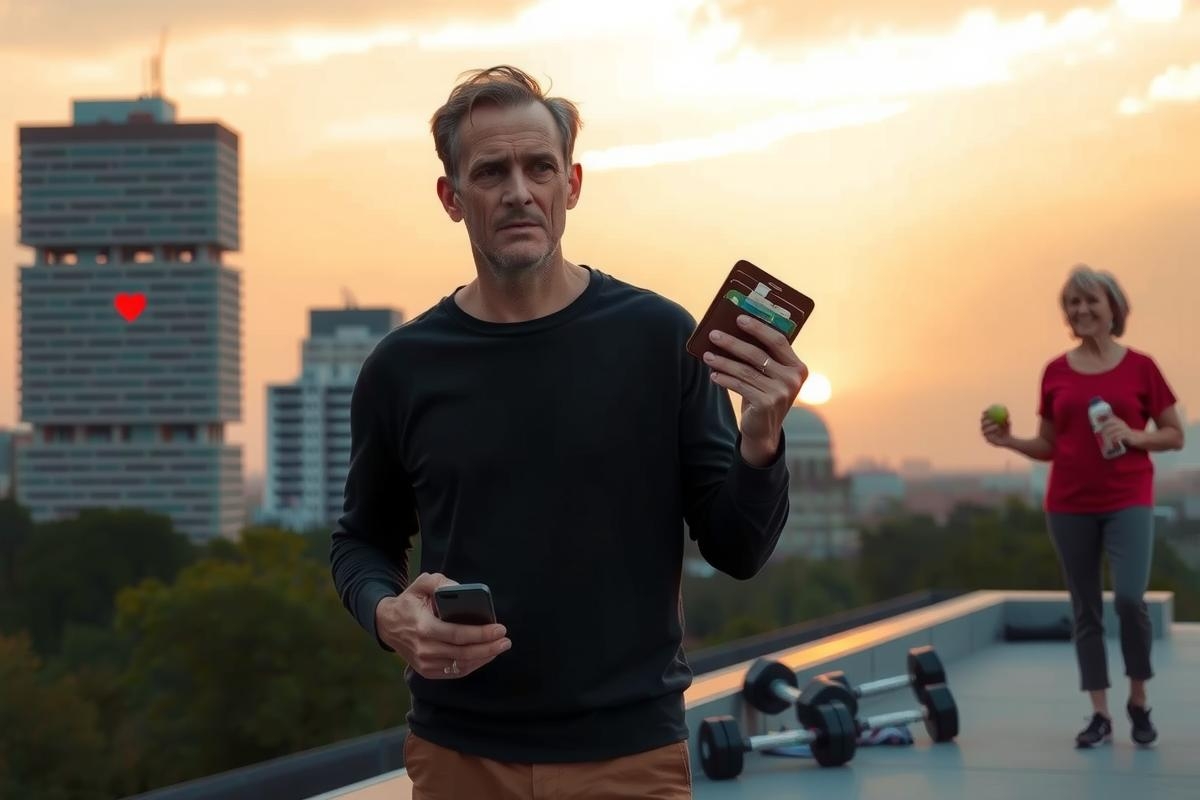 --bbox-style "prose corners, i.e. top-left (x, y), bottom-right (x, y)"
top-left (114, 293), bottom-right (147, 322)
